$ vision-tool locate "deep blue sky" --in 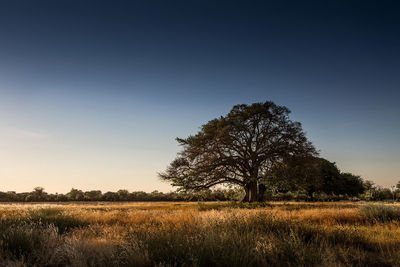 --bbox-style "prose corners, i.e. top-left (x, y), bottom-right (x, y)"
top-left (0, 0), bottom-right (399, 193)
